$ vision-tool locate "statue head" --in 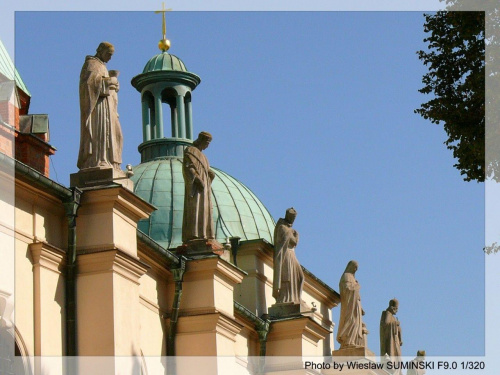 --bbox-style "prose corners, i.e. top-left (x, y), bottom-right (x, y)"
top-left (344, 260), bottom-right (359, 274)
top-left (284, 207), bottom-right (297, 224)
top-left (417, 350), bottom-right (426, 358)
top-left (96, 42), bottom-right (115, 63)
top-left (388, 298), bottom-right (399, 314)
top-left (193, 131), bottom-right (212, 151)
